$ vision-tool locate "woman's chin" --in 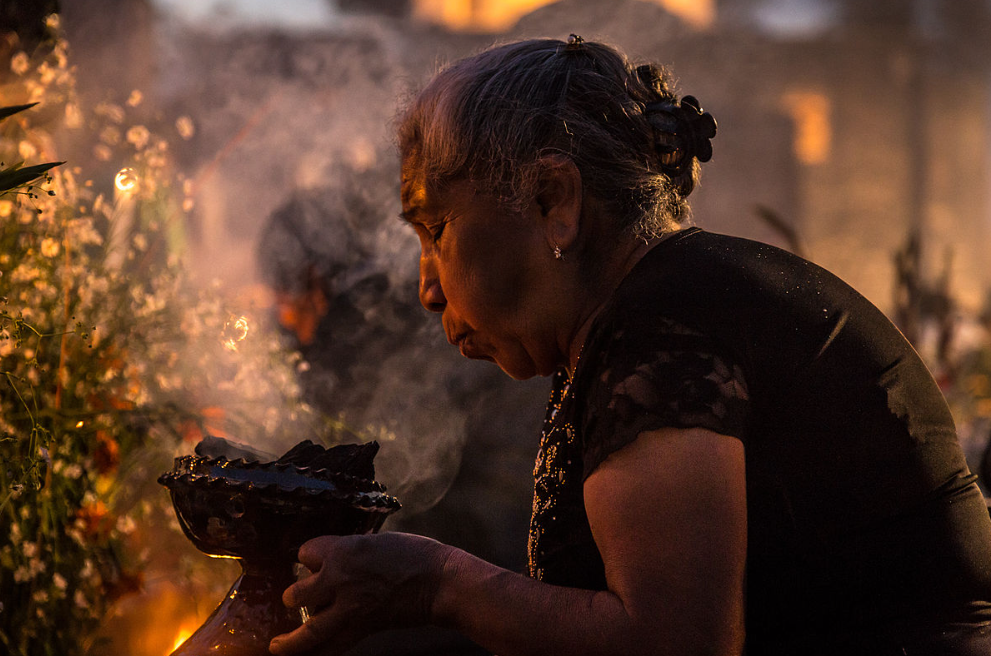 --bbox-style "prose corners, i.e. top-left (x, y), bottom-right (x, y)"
top-left (493, 357), bottom-right (544, 381)
top-left (461, 343), bottom-right (545, 380)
